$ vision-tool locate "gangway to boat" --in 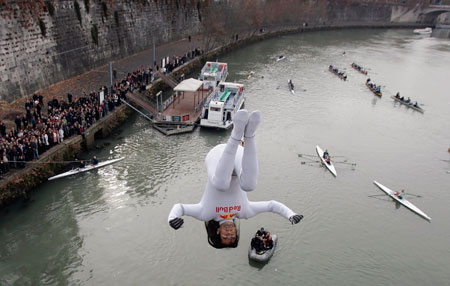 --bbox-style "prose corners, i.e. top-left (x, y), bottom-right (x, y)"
top-left (124, 92), bottom-right (157, 115)
top-left (120, 99), bottom-right (154, 121)
top-left (157, 70), bottom-right (179, 88)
